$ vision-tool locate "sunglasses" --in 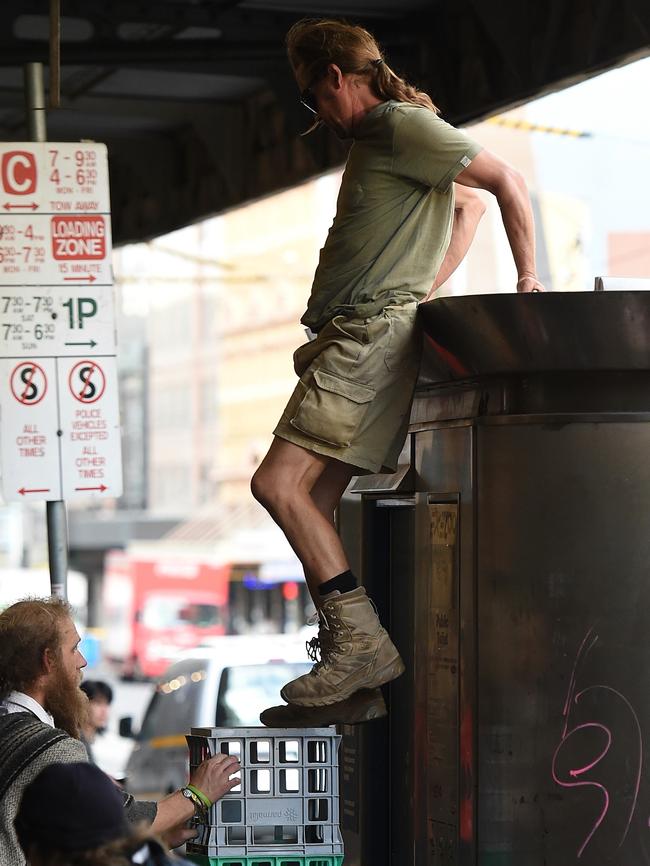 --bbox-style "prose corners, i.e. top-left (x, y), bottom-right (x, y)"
top-left (300, 88), bottom-right (318, 115)
top-left (300, 69), bottom-right (325, 115)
